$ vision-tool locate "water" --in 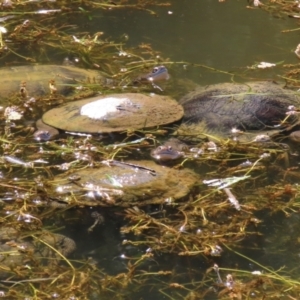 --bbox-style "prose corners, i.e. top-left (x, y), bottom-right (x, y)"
top-left (1, 1), bottom-right (300, 299)
top-left (90, 0), bottom-right (300, 84)
top-left (82, 2), bottom-right (300, 297)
